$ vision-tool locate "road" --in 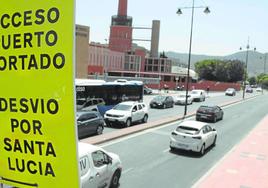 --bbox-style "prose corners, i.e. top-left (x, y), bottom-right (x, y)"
top-left (103, 90), bottom-right (261, 134)
top-left (100, 93), bottom-right (268, 188)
